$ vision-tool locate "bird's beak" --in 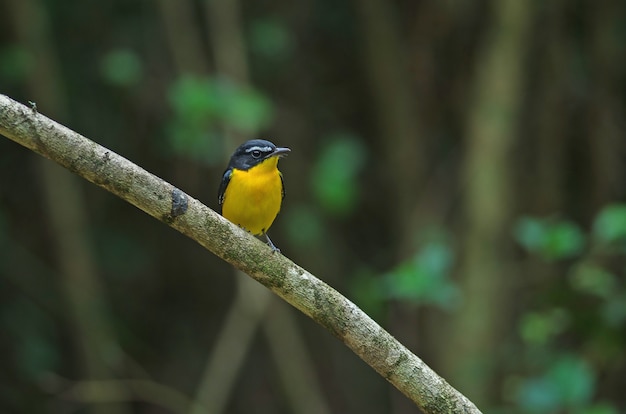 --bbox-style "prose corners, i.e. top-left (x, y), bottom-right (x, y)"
top-left (270, 147), bottom-right (291, 158)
